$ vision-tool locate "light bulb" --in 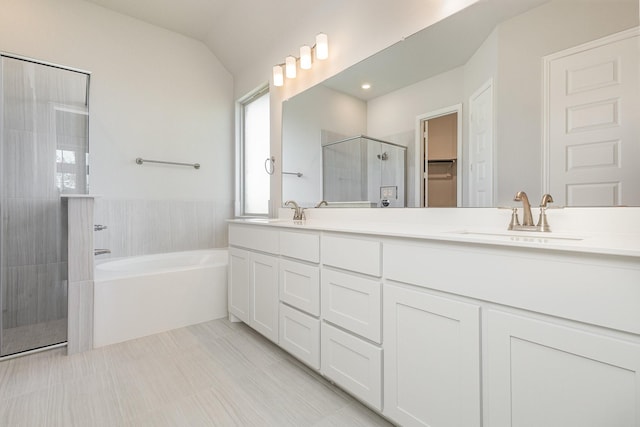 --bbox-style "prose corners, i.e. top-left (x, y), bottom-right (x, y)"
top-left (315, 33), bottom-right (328, 60)
top-left (273, 65), bottom-right (284, 87)
top-left (285, 56), bottom-right (297, 78)
top-left (300, 45), bottom-right (312, 70)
